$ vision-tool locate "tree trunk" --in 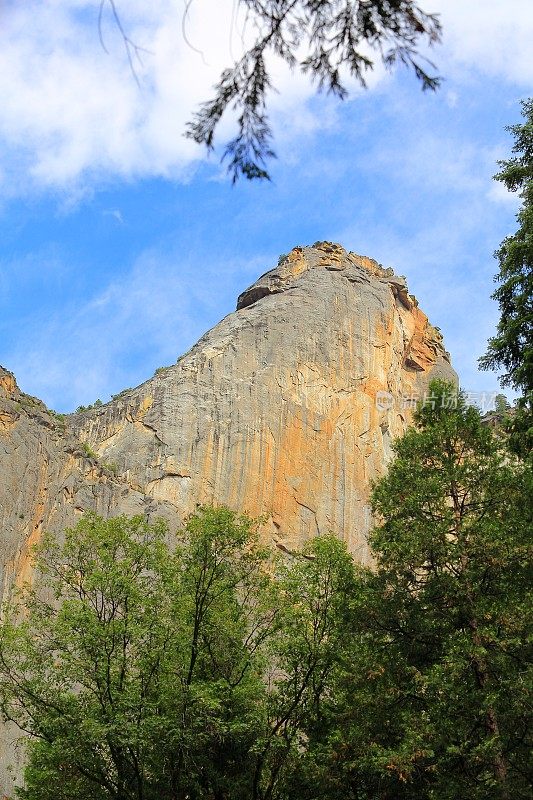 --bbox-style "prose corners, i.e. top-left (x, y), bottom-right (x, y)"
top-left (468, 616), bottom-right (509, 800)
